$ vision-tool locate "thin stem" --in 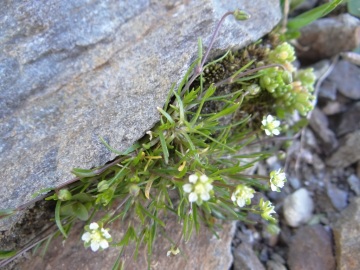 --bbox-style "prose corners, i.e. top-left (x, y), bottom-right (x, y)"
top-left (214, 63), bottom-right (286, 88)
top-left (182, 11), bottom-right (235, 94)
